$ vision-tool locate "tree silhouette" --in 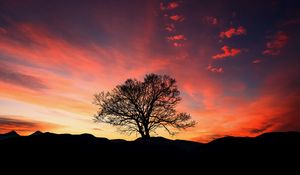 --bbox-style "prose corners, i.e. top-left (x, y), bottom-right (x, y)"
top-left (93, 73), bottom-right (195, 139)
